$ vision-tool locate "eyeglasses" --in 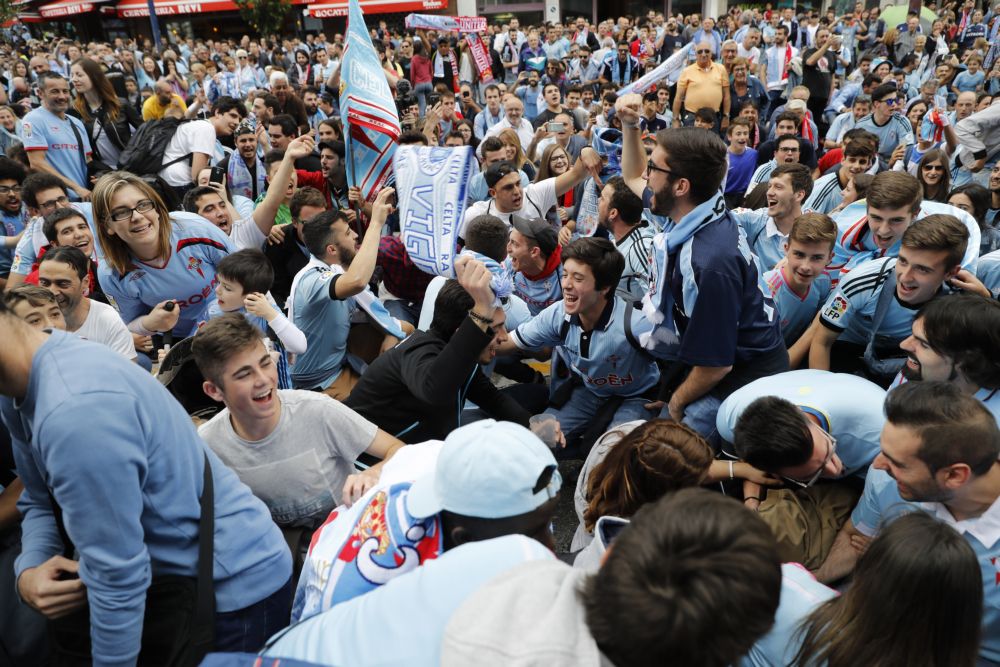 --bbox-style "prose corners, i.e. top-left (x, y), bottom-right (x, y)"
top-left (696, 49), bottom-right (712, 54)
top-left (39, 194), bottom-right (69, 211)
top-left (777, 146), bottom-right (800, 153)
top-left (880, 97), bottom-right (899, 106)
top-left (645, 160), bottom-right (676, 178)
top-left (109, 199), bottom-right (155, 222)
top-left (0, 185), bottom-right (21, 195)
top-left (922, 164), bottom-right (945, 172)
top-left (781, 426), bottom-right (838, 489)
